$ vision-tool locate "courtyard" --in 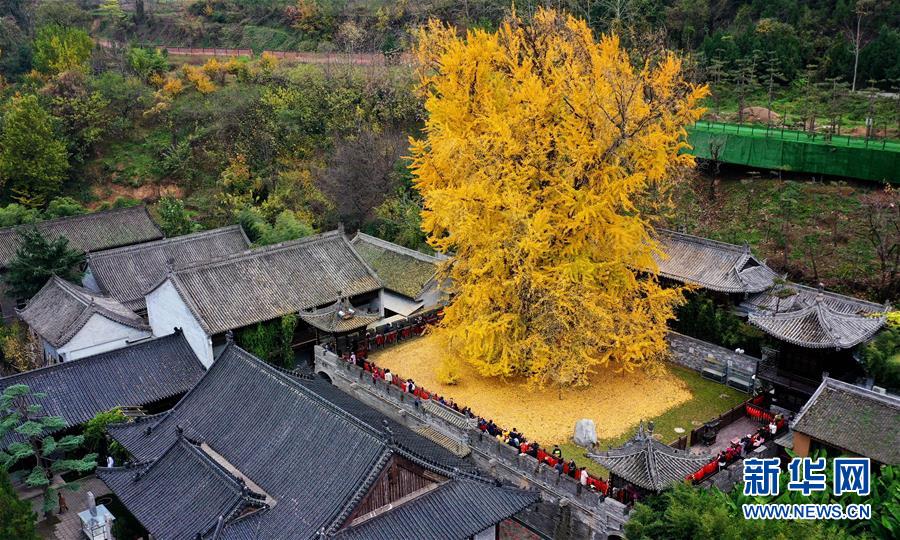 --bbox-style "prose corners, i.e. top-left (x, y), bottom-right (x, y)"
top-left (370, 334), bottom-right (746, 473)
